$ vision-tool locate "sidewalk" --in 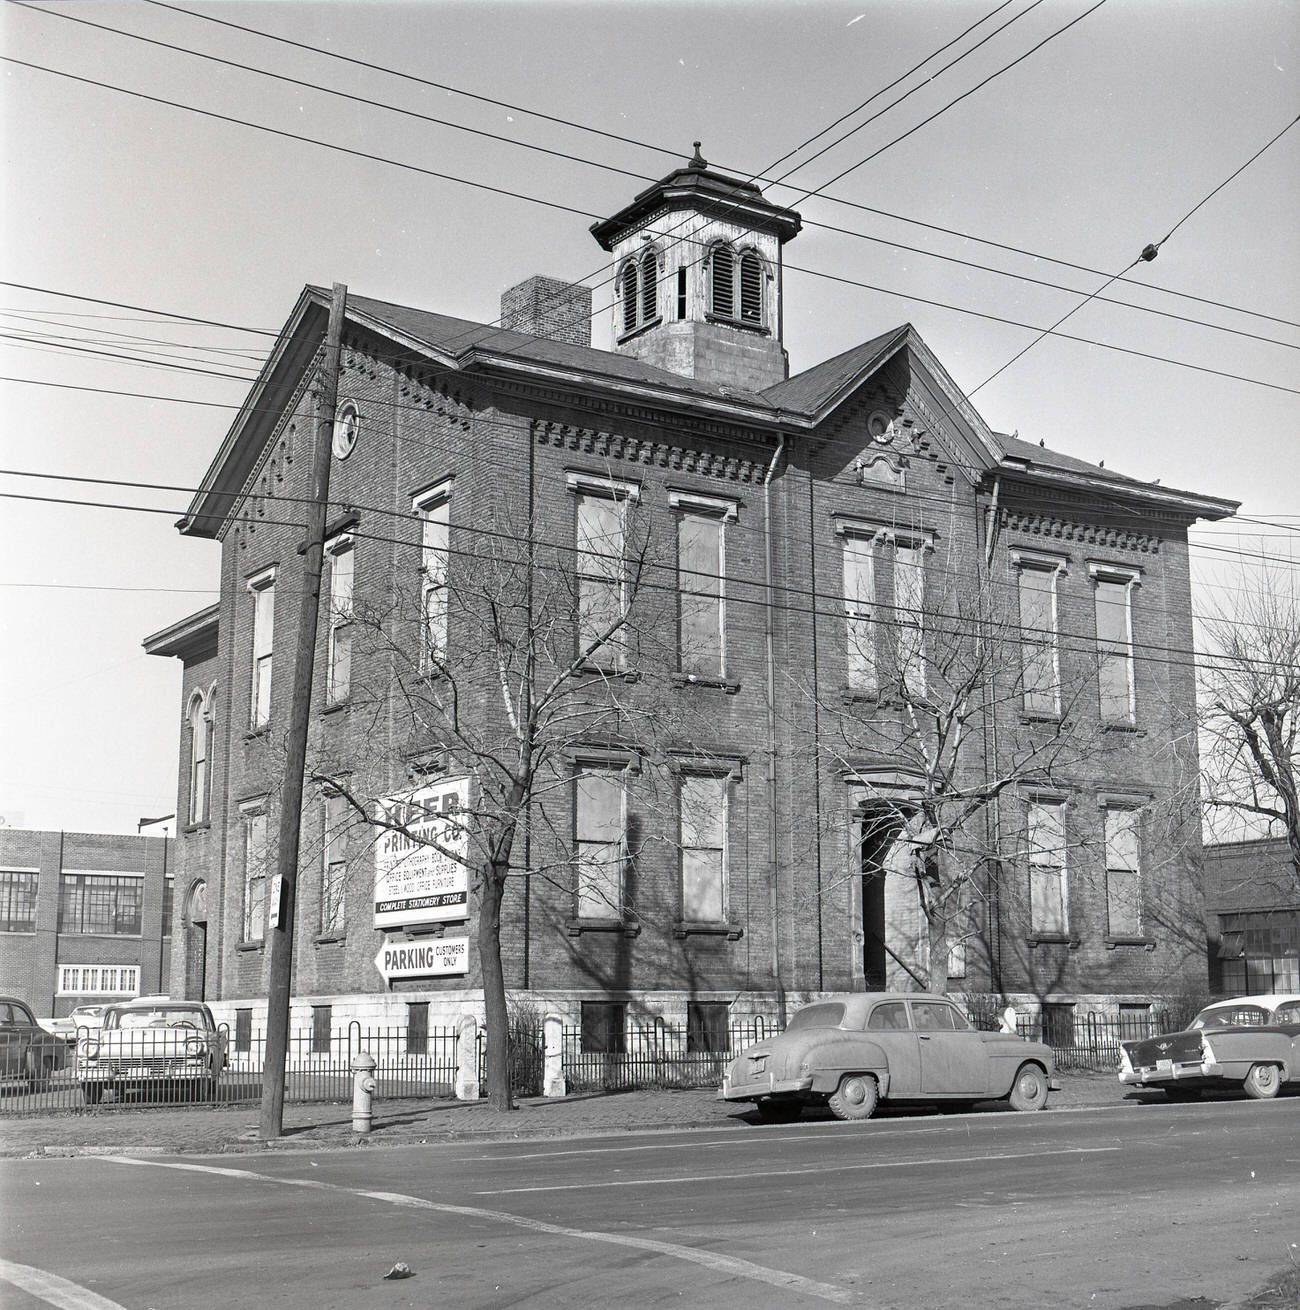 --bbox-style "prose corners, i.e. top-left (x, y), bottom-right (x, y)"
top-left (1, 1071), bottom-right (1129, 1158)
